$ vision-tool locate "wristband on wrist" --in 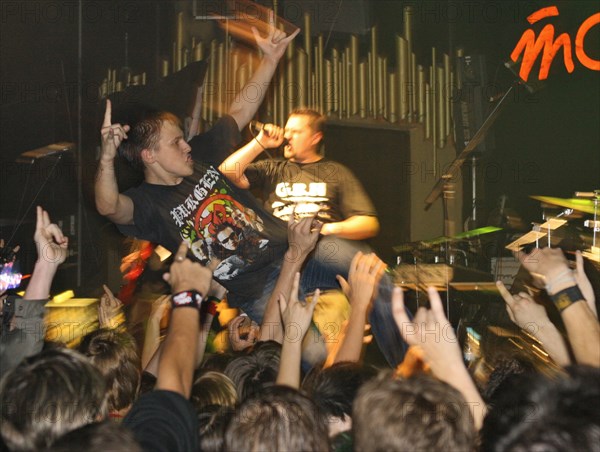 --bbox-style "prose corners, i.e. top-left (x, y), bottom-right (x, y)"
top-left (545, 269), bottom-right (575, 294)
top-left (171, 290), bottom-right (203, 309)
top-left (549, 285), bottom-right (584, 312)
